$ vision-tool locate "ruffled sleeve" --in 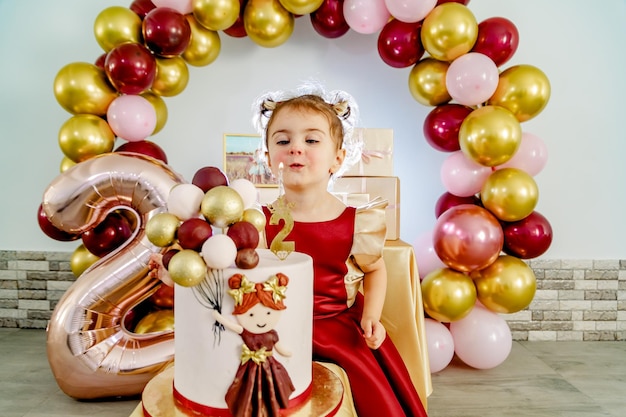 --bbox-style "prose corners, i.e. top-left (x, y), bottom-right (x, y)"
top-left (351, 199), bottom-right (388, 270)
